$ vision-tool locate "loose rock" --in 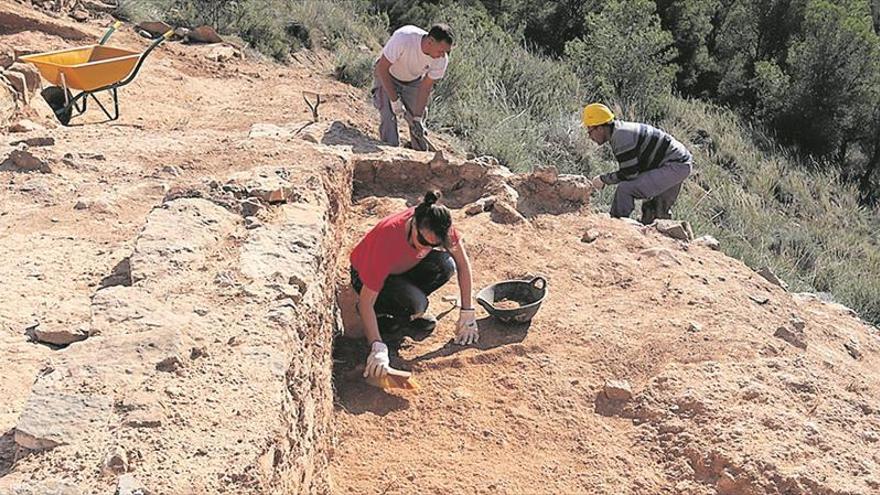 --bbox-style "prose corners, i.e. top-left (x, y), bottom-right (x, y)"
top-left (604, 379), bottom-right (633, 401)
top-left (32, 322), bottom-right (89, 346)
top-left (0, 44), bottom-right (14, 69)
top-left (208, 45), bottom-right (238, 62)
top-left (844, 338), bottom-right (862, 360)
top-left (639, 247), bottom-right (681, 266)
top-left (490, 201), bottom-right (526, 224)
top-left (464, 196), bottom-right (496, 216)
top-left (8, 62), bottom-right (42, 98)
top-left (103, 446), bottom-right (129, 474)
top-left (2, 148), bottom-right (53, 173)
top-left (136, 21), bottom-right (172, 37)
top-left (654, 219), bottom-right (694, 241)
top-left (581, 229), bottom-right (600, 243)
top-left (3, 70), bottom-right (30, 104)
top-left (11, 136), bottom-right (55, 147)
top-left (116, 474), bottom-right (148, 495)
top-left (774, 325), bottom-right (807, 350)
top-left (757, 266), bottom-right (788, 290)
top-left (240, 197), bottom-right (262, 217)
top-left (694, 235), bottom-right (720, 250)
top-left (71, 9), bottom-right (89, 21)
top-left (124, 409), bottom-right (164, 428)
top-left (245, 217), bottom-right (263, 230)
top-left (9, 119), bottom-right (45, 133)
